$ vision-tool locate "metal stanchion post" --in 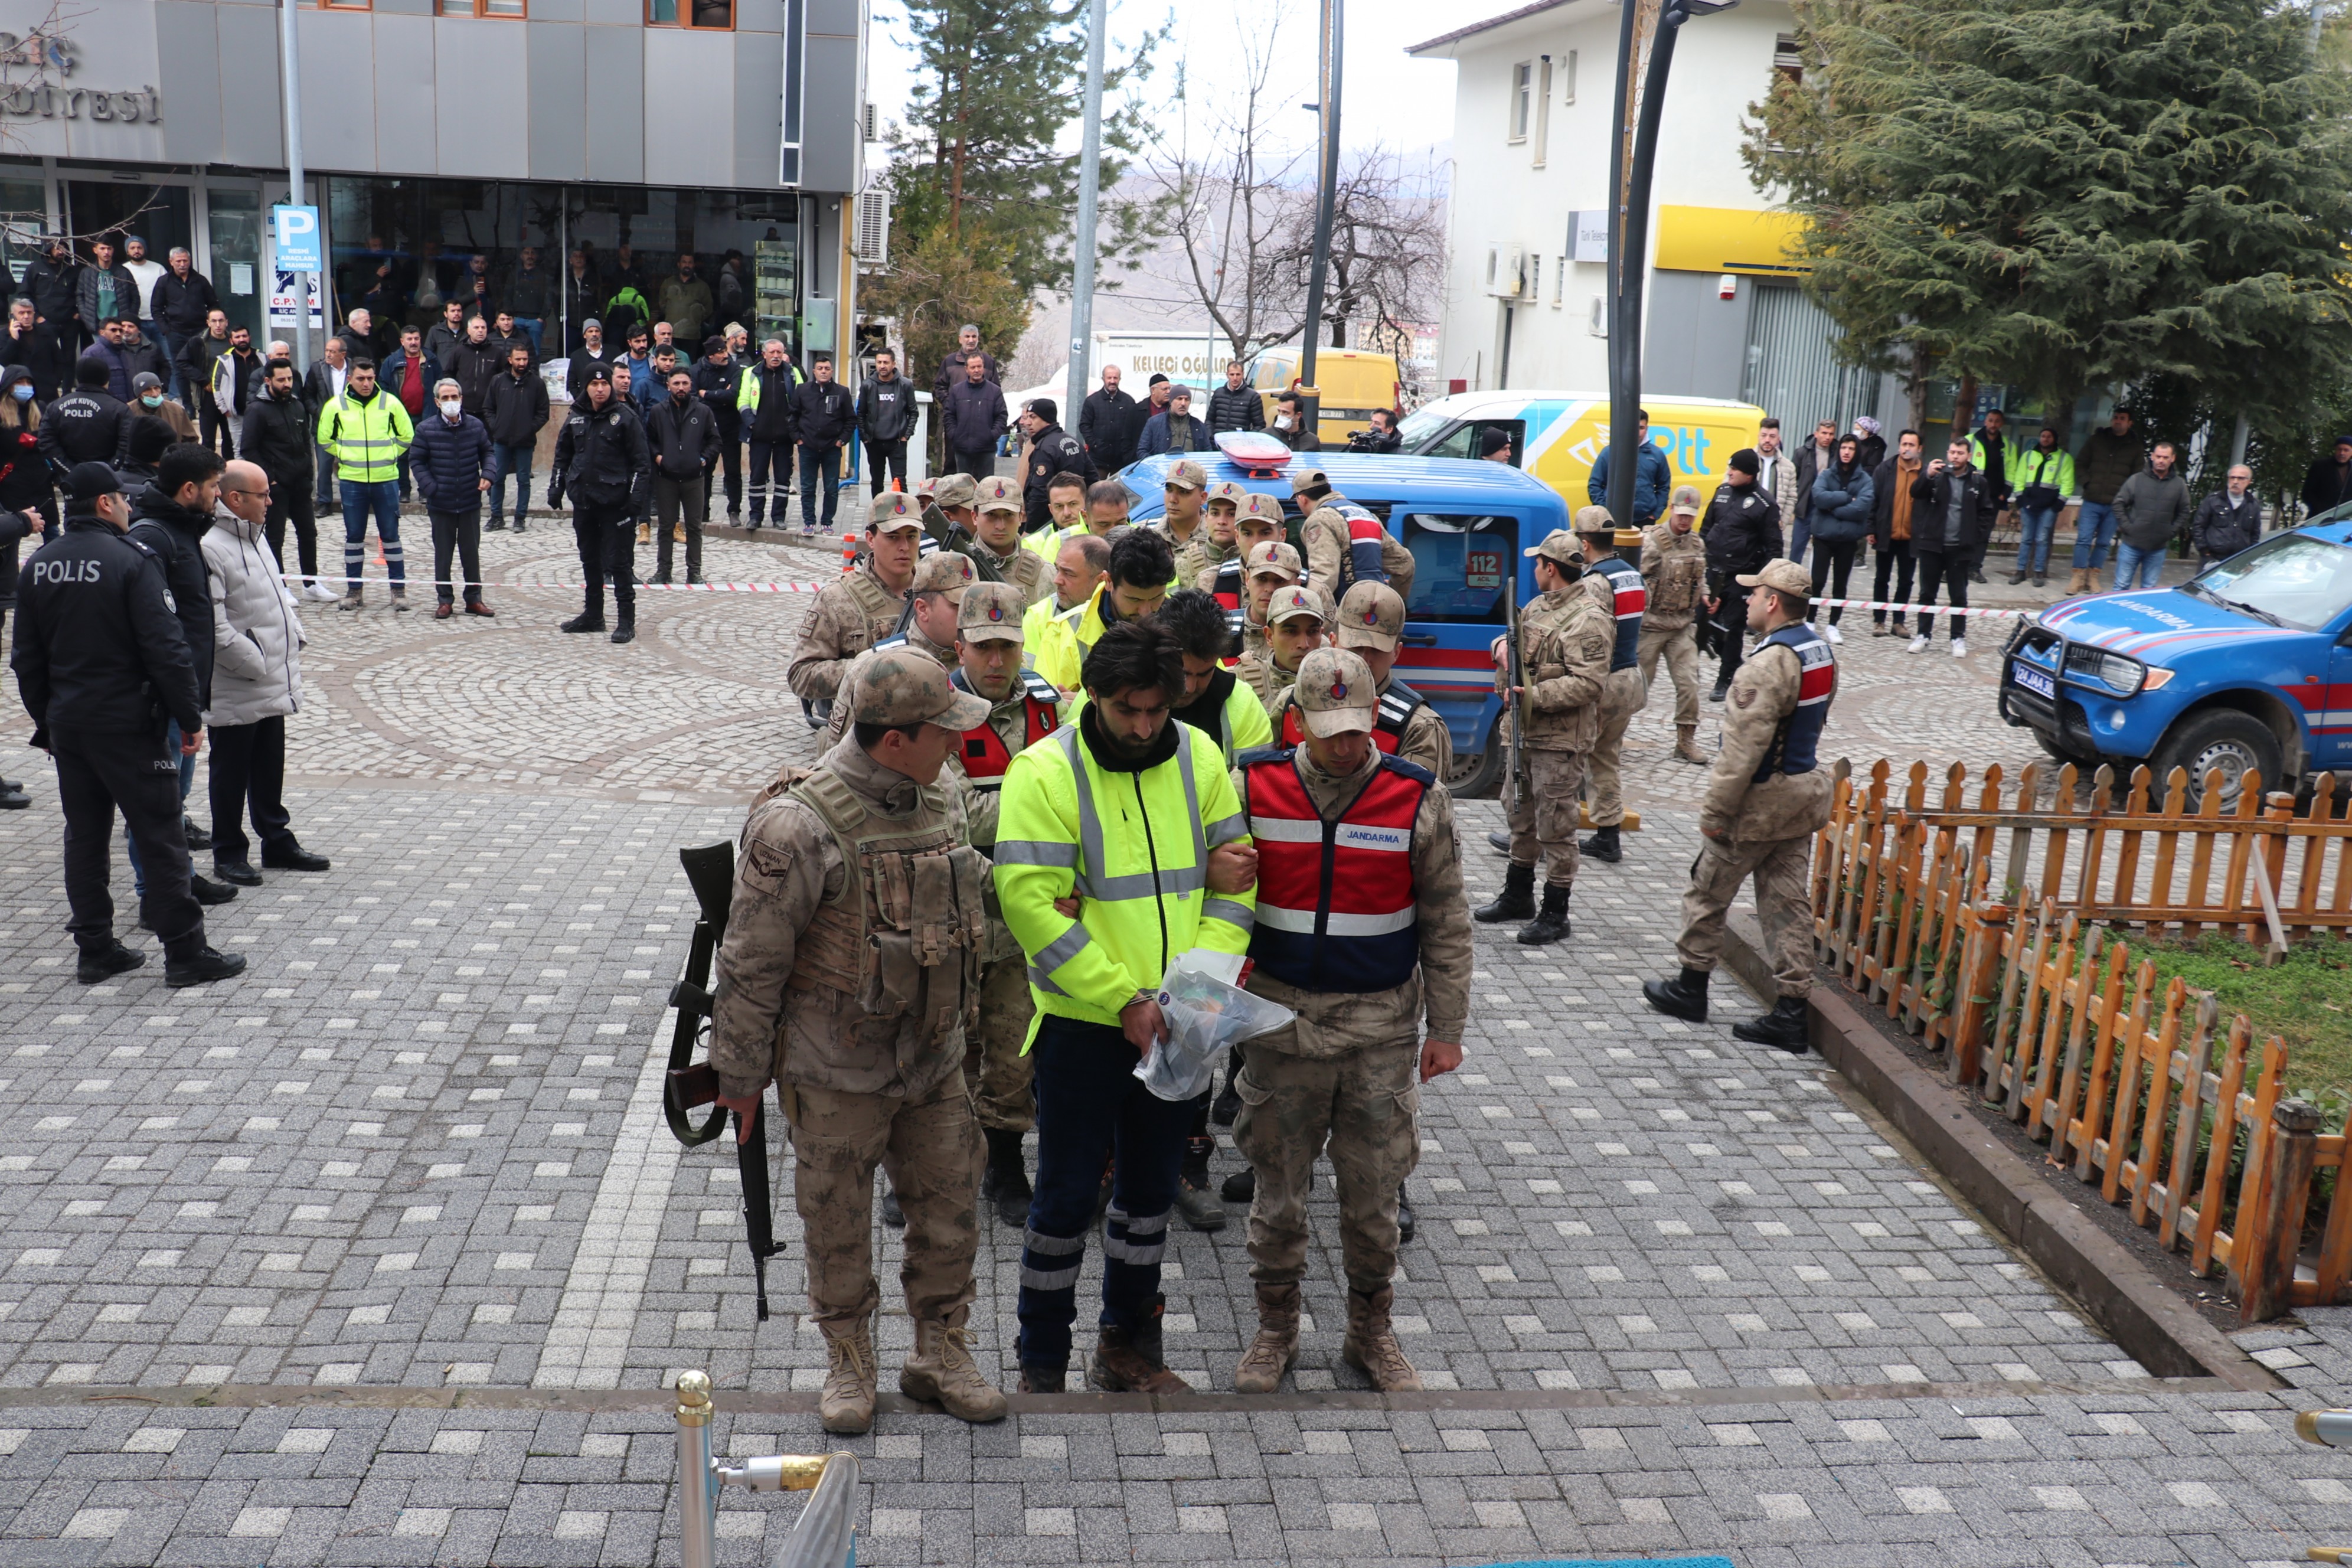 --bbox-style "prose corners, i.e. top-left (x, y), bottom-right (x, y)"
top-left (677, 1371), bottom-right (719, 1568)
top-left (672, 1371), bottom-right (860, 1568)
